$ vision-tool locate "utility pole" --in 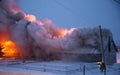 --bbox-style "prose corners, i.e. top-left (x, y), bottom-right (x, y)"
top-left (83, 65), bottom-right (85, 75)
top-left (99, 26), bottom-right (106, 75)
